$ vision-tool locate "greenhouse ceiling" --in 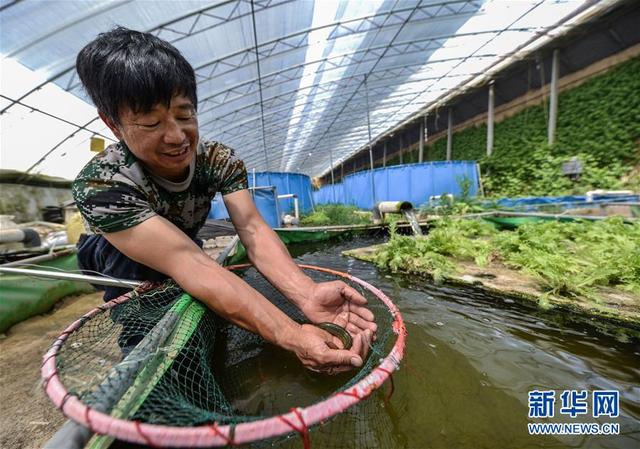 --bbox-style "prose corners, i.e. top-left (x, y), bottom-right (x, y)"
top-left (0, 0), bottom-right (615, 180)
